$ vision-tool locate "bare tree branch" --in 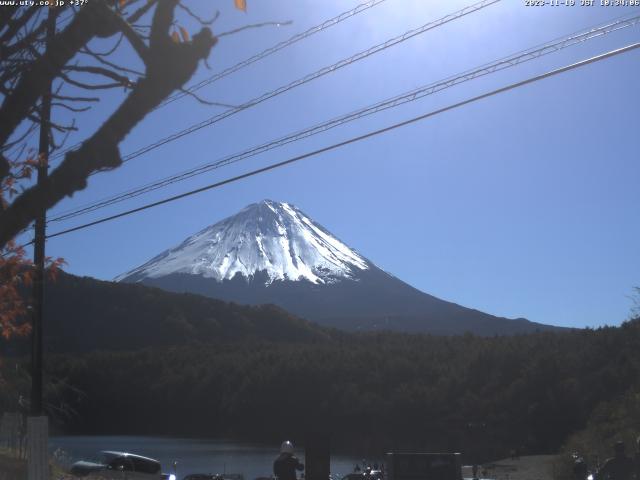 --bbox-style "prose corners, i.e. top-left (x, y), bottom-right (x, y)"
top-left (0, 16), bottom-right (48, 62)
top-left (0, 0), bottom-right (117, 147)
top-left (58, 71), bottom-right (128, 91)
top-left (2, 122), bottom-right (38, 154)
top-left (177, 3), bottom-right (219, 26)
top-left (0, 0), bottom-right (217, 248)
top-left (0, 7), bottom-right (40, 46)
top-left (26, 112), bottom-right (76, 135)
top-left (51, 120), bottom-right (77, 151)
top-left (217, 20), bottom-right (292, 38)
top-left (51, 102), bottom-right (92, 113)
top-left (63, 65), bottom-right (134, 87)
top-left (109, 13), bottom-right (150, 63)
top-left (81, 44), bottom-right (144, 76)
top-left (52, 93), bottom-right (100, 103)
top-left (127, 0), bottom-right (159, 24)
top-left (177, 87), bottom-right (237, 108)
top-left (81, 32), bottom-right (124, 57)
